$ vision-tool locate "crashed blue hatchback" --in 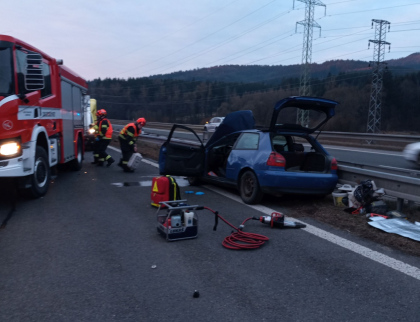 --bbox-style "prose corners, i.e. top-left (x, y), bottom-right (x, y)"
top-left (159, 96), bottom-right (339, 204)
